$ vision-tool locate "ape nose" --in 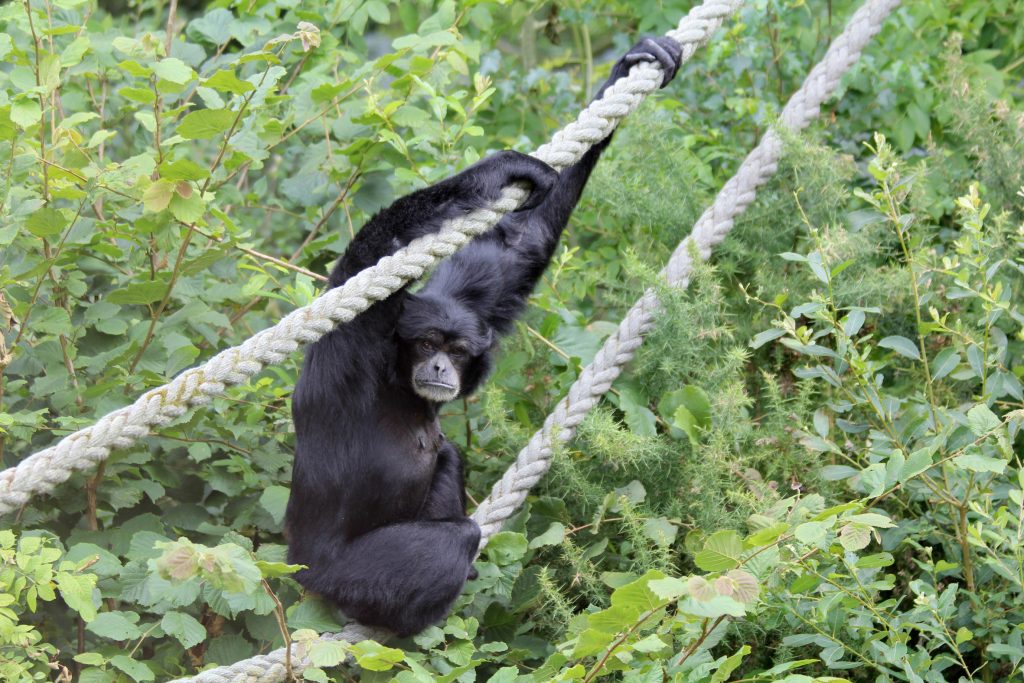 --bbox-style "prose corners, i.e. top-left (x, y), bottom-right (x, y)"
top-left (434, 363), bottom-right (446, 375)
